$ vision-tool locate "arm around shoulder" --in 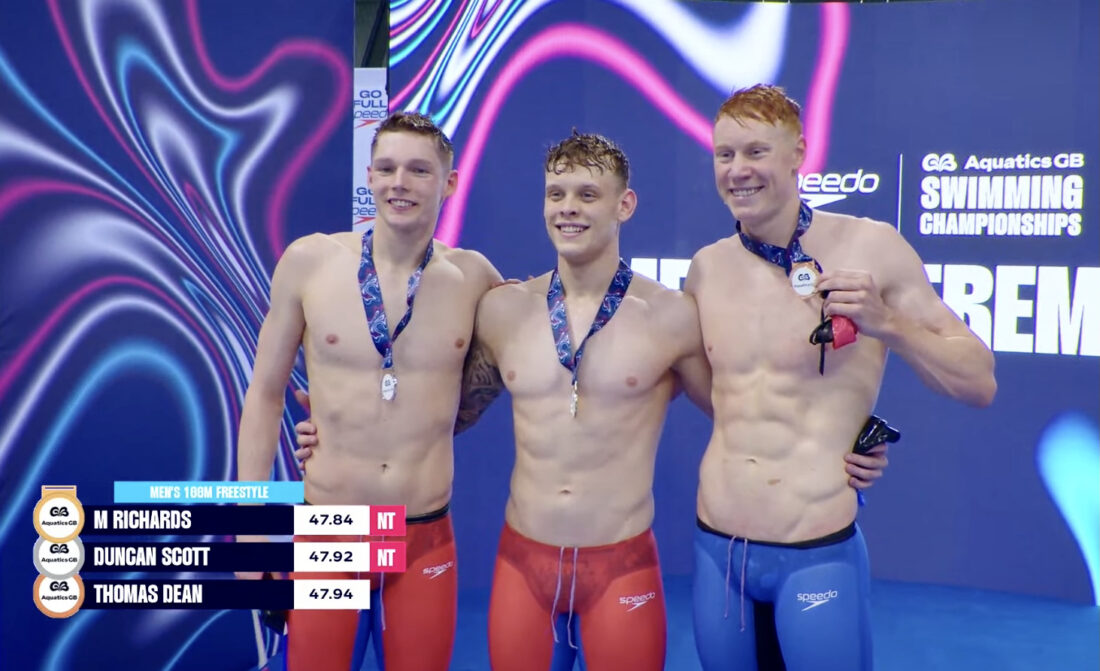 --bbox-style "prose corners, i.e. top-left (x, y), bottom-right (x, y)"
top-left (670, 263), bottom-right (713, 417)
top-left (454, 284), bottom-right (511, 434)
